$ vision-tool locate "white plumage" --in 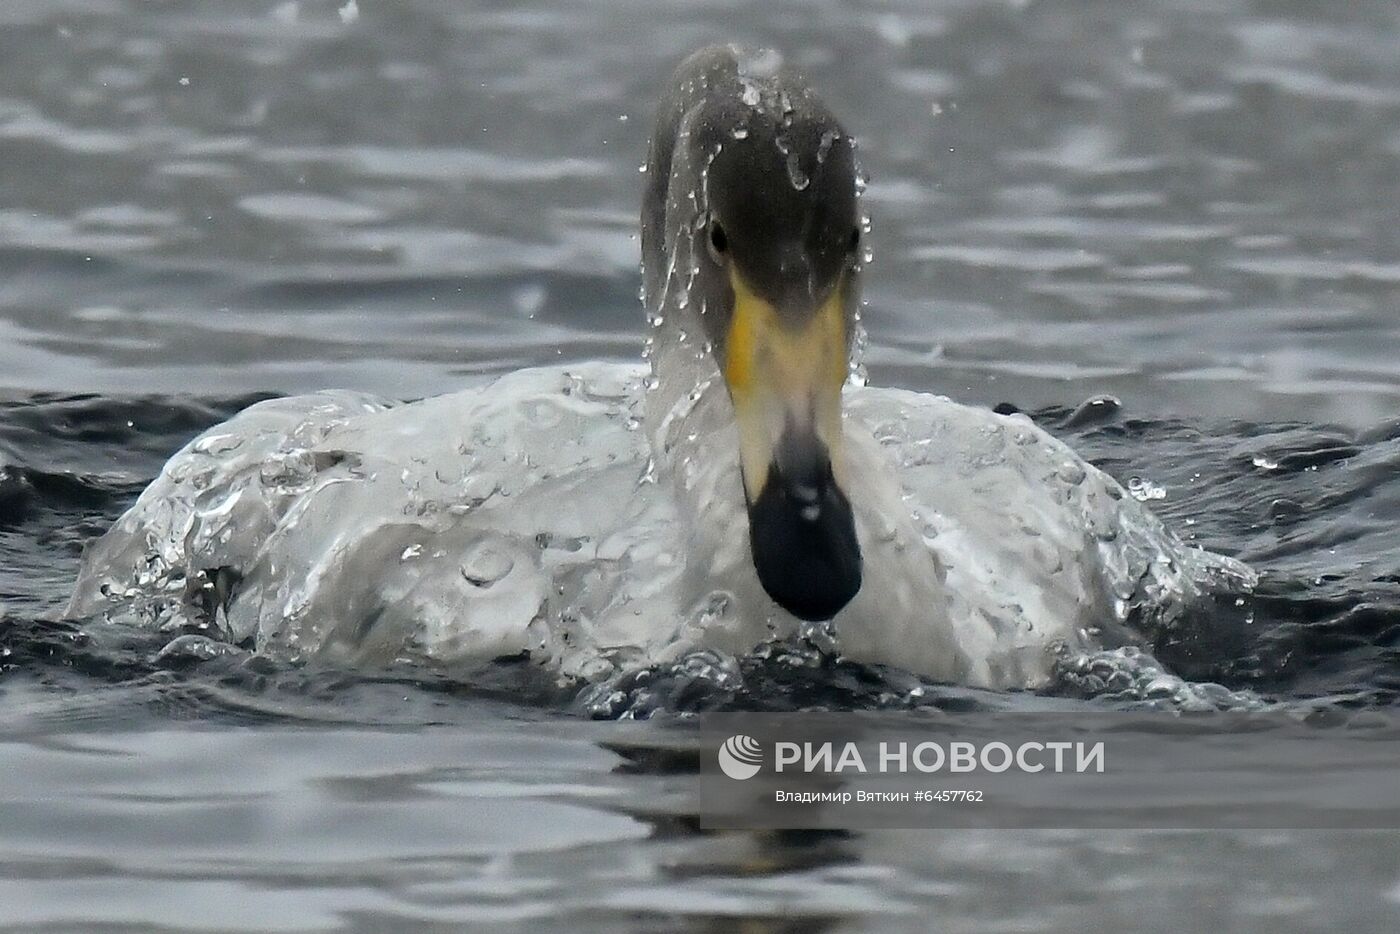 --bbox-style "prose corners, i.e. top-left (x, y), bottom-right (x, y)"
top-left (68, 360), bottom-right (1253, 689)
